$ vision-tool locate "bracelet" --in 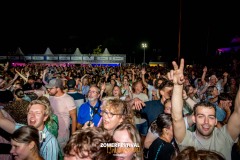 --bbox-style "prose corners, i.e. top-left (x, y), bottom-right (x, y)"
top-left (183, 96), bottom-right (189, 100)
